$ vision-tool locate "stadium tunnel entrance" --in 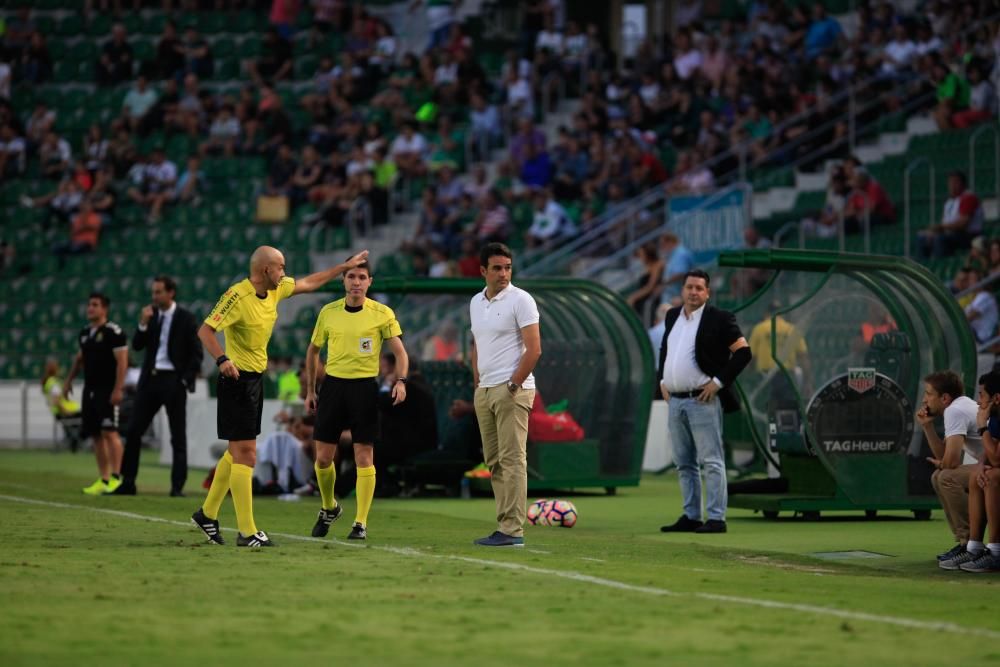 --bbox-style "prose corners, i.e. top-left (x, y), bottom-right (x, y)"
top-left (719, 249), bottom-right (977, 520)
top-left (332, 277), bottom-right (655, 495)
